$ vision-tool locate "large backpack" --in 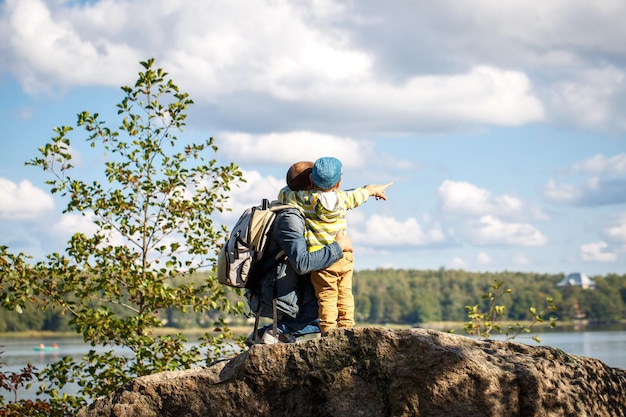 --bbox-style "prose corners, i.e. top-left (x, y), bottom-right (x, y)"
top-left (217, 199), bottom-right (292, 344)
top-left (217, 199), bottom-right (291, 289)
